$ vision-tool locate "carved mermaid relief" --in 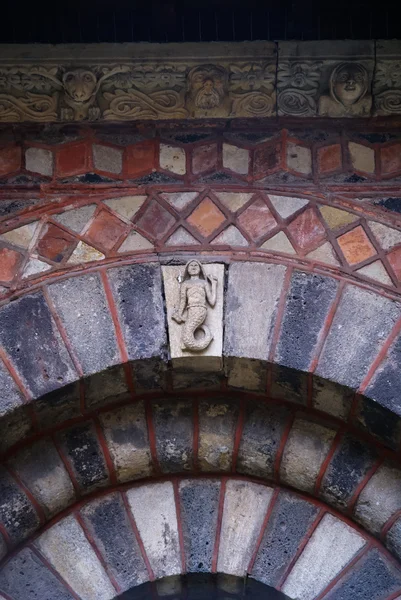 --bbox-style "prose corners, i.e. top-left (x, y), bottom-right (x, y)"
top-left (172, 260), bottom-right (218, 352)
